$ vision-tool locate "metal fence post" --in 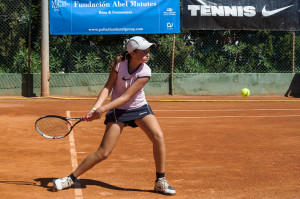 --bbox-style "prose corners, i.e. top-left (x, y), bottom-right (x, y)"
top-left (292, 31), bottom-right (295, 73)
top-left (27, 0), bottom-right (32, 96)
top-left (41, 0), bottom-right (50, 96)
top-left (170, 34), bottom-right (176, 95)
